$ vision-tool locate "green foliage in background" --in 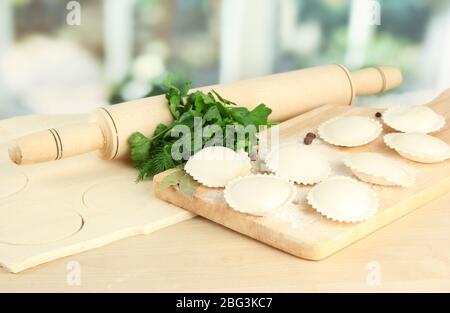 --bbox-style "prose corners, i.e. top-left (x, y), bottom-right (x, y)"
top-left (292, 0), bottom-right (435, 90)
top-left (109, 74), bottom-right (188, 104)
